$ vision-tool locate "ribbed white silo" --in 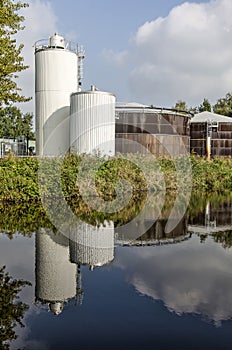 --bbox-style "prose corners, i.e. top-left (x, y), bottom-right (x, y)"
top-left (35, 33), bottom-right (79, 156)
top-left (69, 221), bottom-right (114, 268)
top-left (35, 229), bottom-right (77, 314)
top-left (70, 86), bottom-right (116, 156)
